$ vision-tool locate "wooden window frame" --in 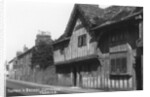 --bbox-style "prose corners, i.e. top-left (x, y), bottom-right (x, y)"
top-left (60, 47), bottom-right (65, 55)
top-left (109, 32), bottom-right (127, 46)
top-left (78, 34), bottom-right (87, 47)
top-left (110, 52), bottom-right (129, 75)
